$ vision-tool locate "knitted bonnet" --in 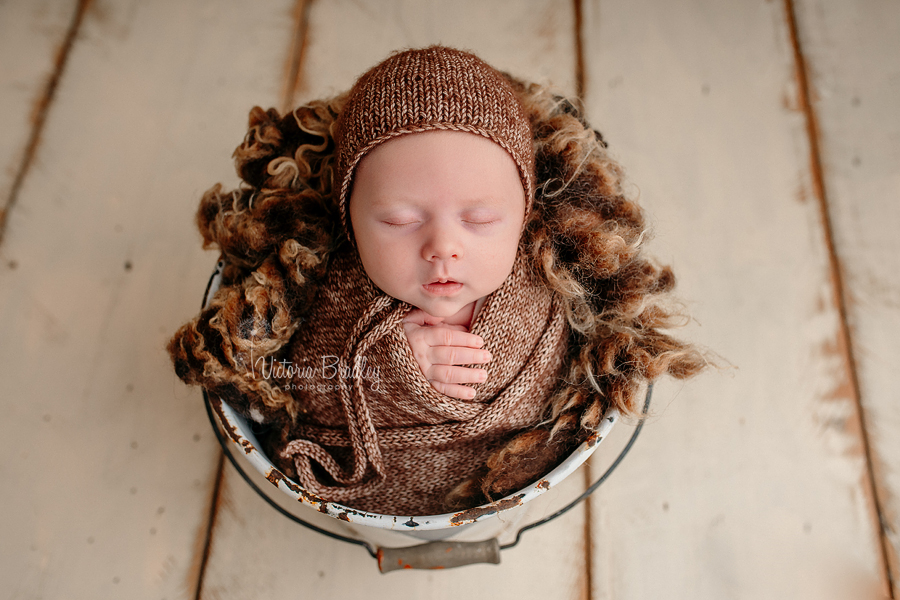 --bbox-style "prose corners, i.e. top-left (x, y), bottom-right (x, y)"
top-left (334, 46), bottom-right (536, 238)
